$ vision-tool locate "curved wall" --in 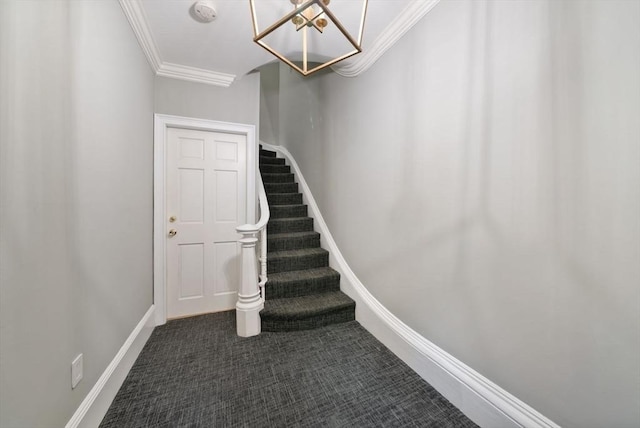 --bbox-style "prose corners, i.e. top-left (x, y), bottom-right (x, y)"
top-left (274, 1), bottom-right (640, 427)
